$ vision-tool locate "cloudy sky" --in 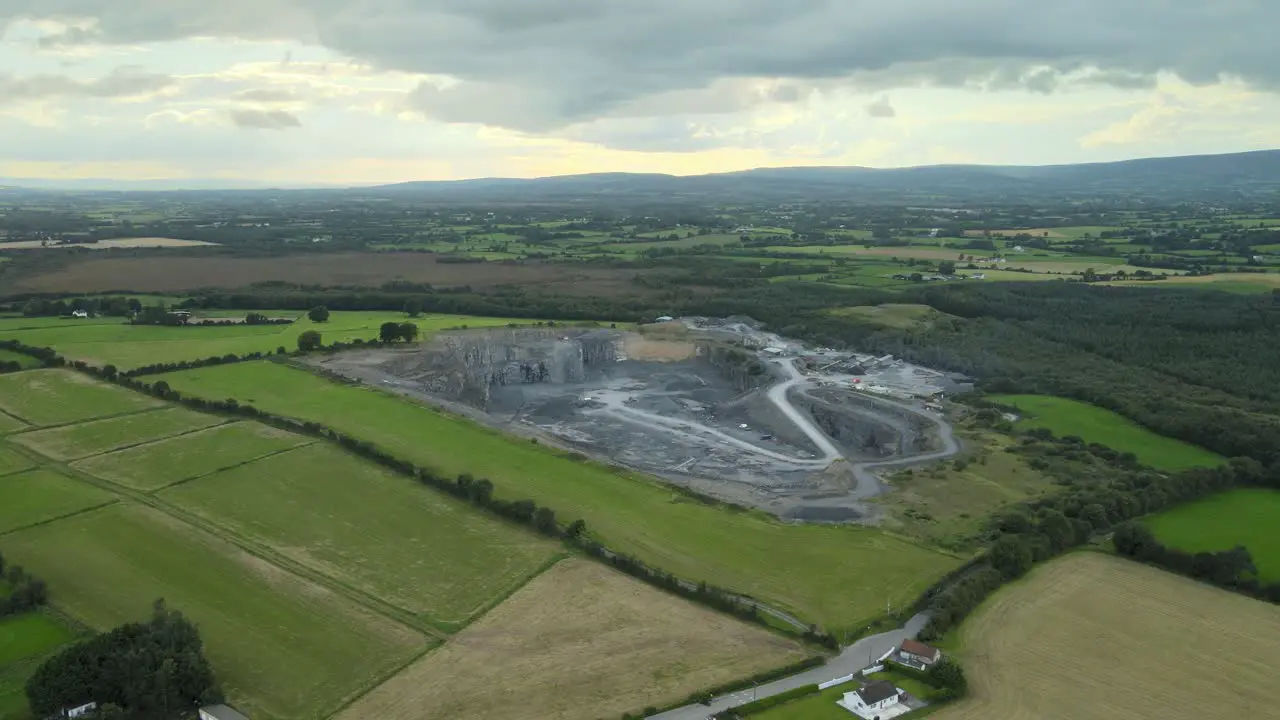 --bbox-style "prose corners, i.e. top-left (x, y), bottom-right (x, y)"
top-left (2, 1), bottom-right (1278, 186)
